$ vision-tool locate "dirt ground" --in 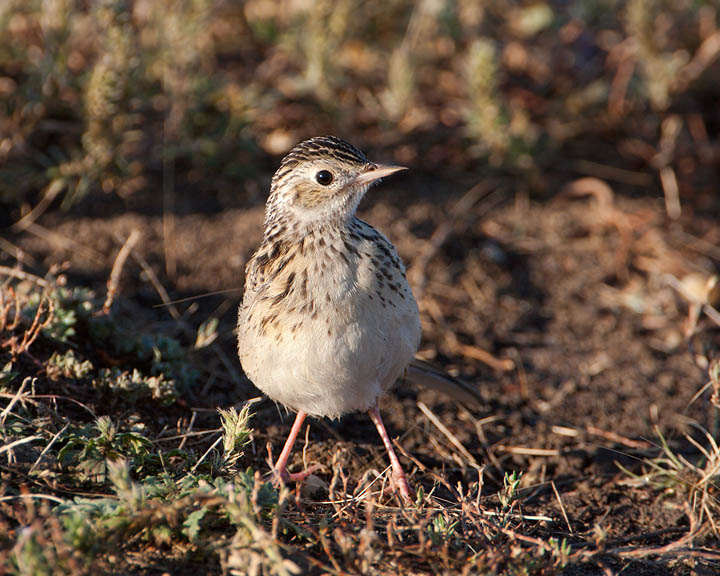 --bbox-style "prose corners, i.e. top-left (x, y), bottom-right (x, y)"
top-left (6, 161), bottom-right (719, 573)
top-left (3, 2), bottom-right (720, 573)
